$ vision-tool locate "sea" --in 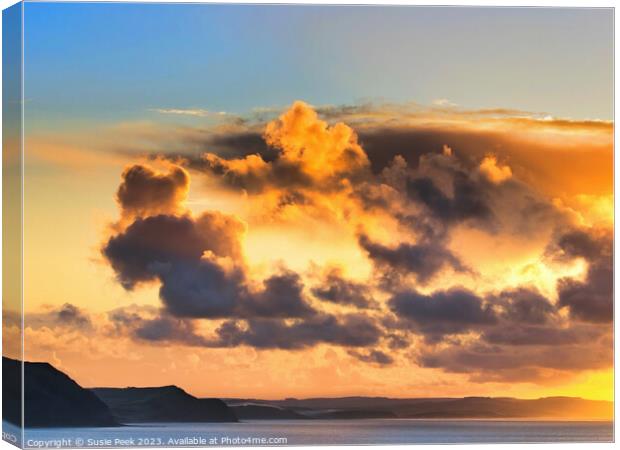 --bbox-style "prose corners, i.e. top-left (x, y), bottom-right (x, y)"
top-left (3, 419), bottom-right (613, 448)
